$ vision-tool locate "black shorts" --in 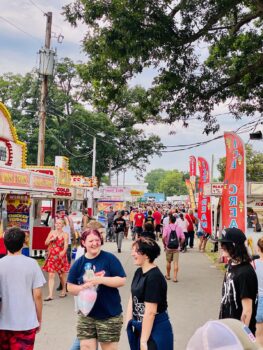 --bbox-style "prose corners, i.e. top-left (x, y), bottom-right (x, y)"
top-left (155, 224), bottom-right (161, 233)
top-left (135, 226), bottom-right (143, 234)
